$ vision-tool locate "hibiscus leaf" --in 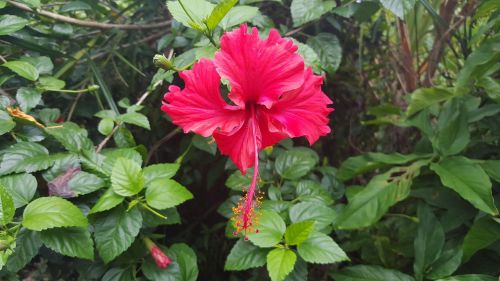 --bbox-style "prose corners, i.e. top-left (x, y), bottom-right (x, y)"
top-left (205, 0), bottom-right (237, 31)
